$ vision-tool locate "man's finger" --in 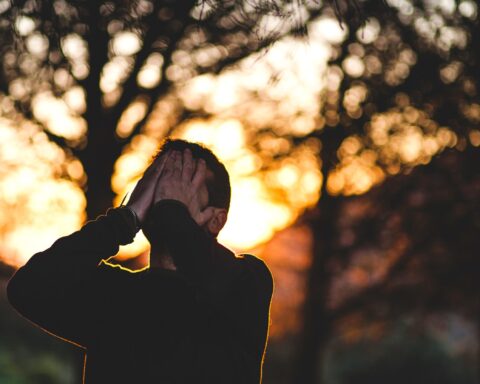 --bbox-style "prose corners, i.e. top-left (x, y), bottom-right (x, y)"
top-left (173, 150), bottom-right (182, 177)
top-left (151, 151), bottom-right (171, 177)
top-left (182, 148), bottom-right (195, 182)
top-left (192, 158), bottom-right (207, 189)
top-left (162, 150), bottom-right (177, 177)
top-left (130, 154), bottom-right (163, 186)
